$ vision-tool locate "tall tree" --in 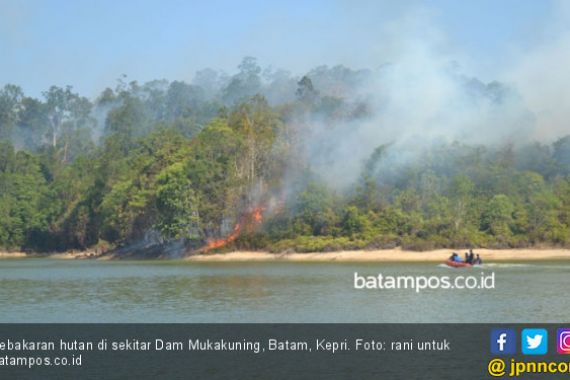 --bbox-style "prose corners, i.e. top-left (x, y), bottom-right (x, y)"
top-left (0, 85), bottom-right (24, 141)
top-left (43, 86), bottom-right (94, 161)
